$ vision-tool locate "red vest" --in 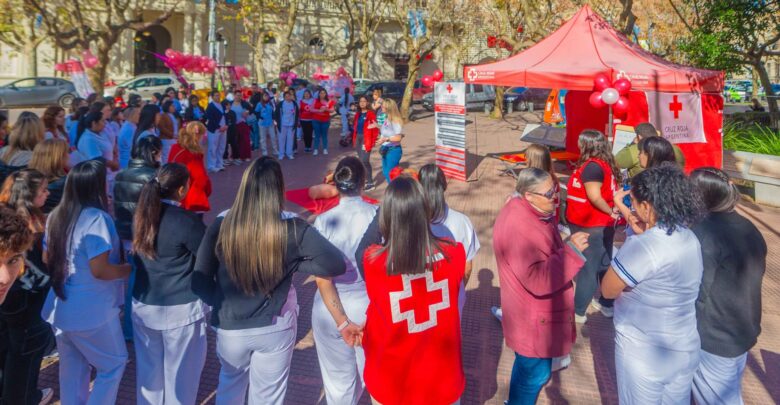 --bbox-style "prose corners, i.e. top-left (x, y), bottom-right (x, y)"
top-left (565, 158), bottom-right (616, 227)
top-left (362, 242), bottom-right (466, 405)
